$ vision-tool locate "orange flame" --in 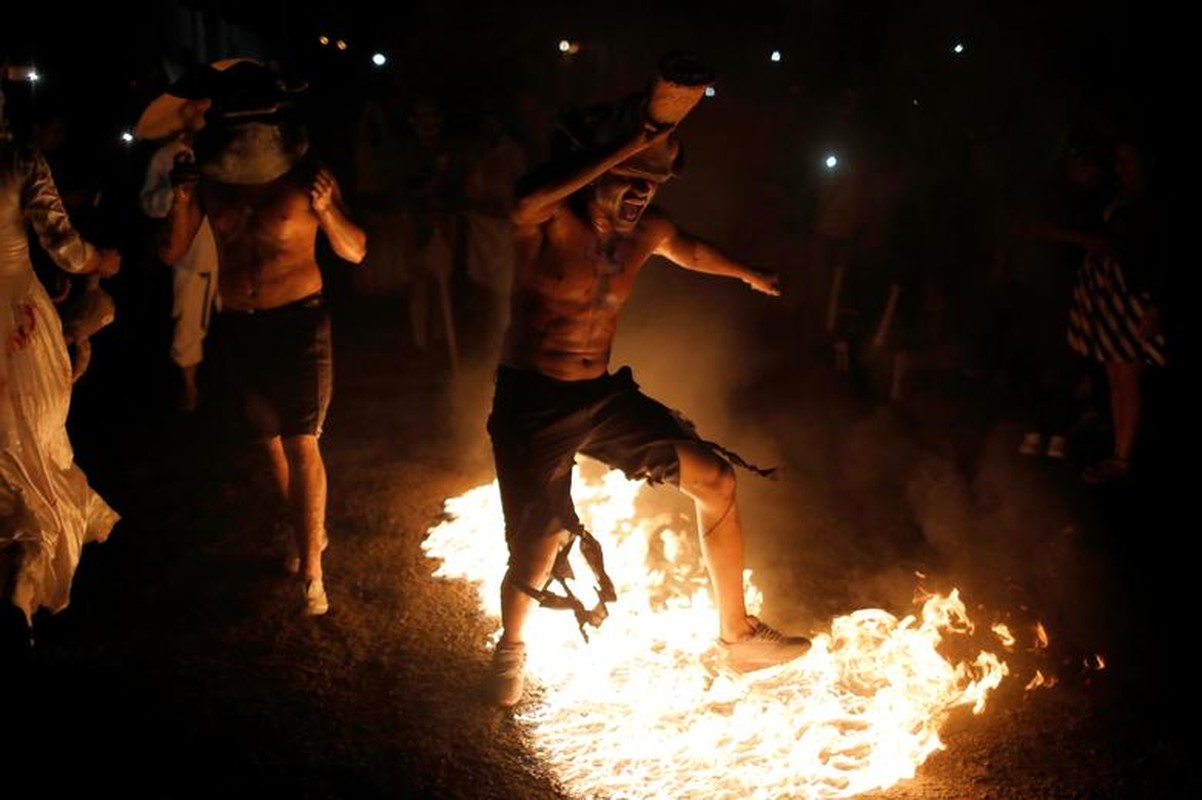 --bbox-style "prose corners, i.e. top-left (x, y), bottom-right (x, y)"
top-left (424, 463), bottom-right (1009, 798)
